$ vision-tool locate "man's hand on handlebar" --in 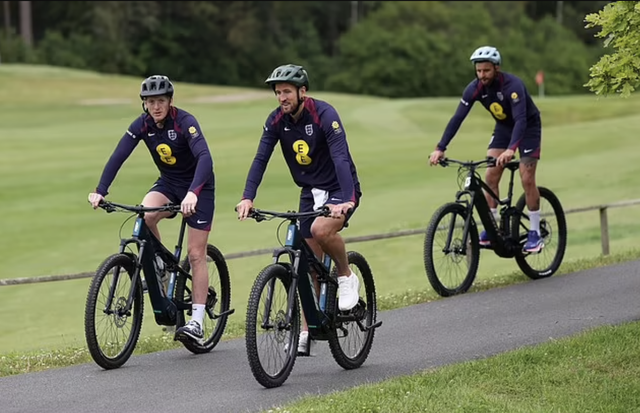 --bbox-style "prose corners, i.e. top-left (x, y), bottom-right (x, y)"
top-left (88, 192), bottom-right (105, 209)
top-left (235, 199), bottom-right (254, 221)
top-left (328, 202), bottom-right (354, 219)
top-left (429, 149), bottom-right (445, 166)
top-left (496, 149), bottom-right (515, 167)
